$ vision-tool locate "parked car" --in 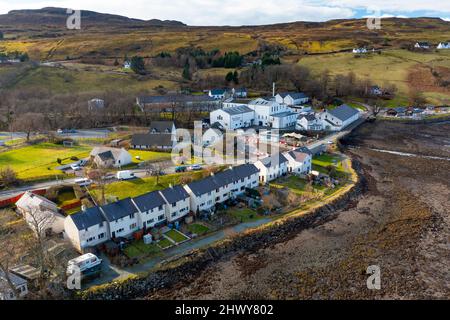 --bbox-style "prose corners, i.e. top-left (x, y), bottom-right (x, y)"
top-left (190, 164), bottom-right (202, 171)
top-left (75, 178), bottom-right (93, 187)
top-left (175, 166), bottom-right (187, 173)
top-left (70, 164), bottom-right (82, 171)
top-left (116, 170), bottom-right (135, 180)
